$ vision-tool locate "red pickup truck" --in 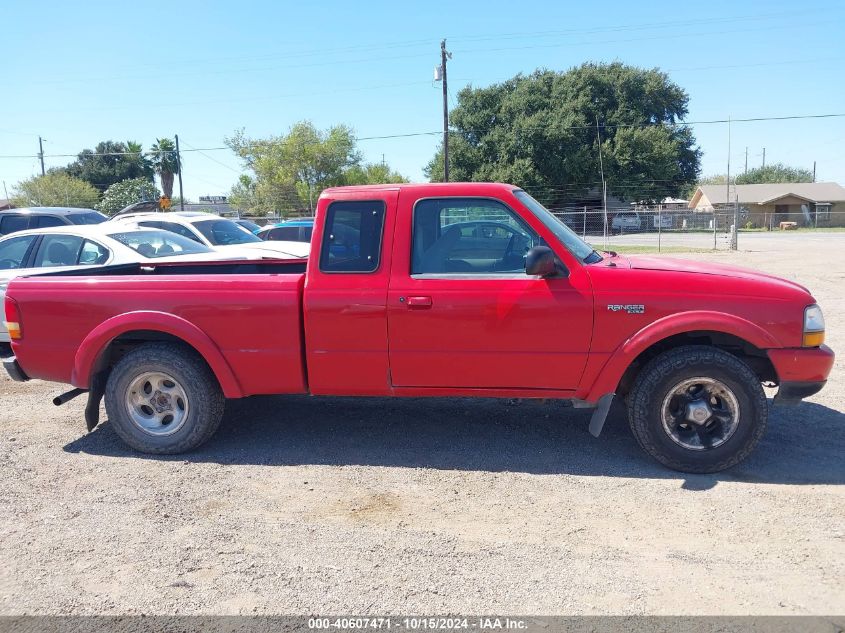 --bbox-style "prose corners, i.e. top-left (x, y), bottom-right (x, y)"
top-left (2, 183), bottom-right (834, 473)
